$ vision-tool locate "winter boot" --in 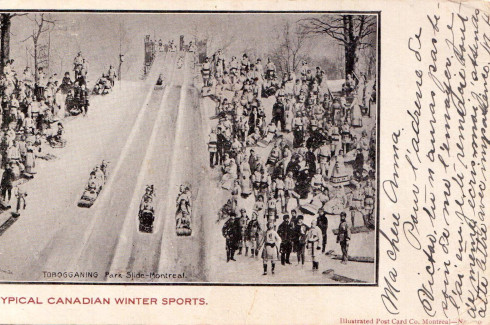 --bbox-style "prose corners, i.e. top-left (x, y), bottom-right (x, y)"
top-left (250, 249), bottom-right (255, 257)
top-left (245, 247), bottom-right (249, 256)
top-left (238, 247), bottom-right (242, 255)
top-left (263, 264), bottom-right (267, 275)
top-left (271, 262), bottom-right (275, 275)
